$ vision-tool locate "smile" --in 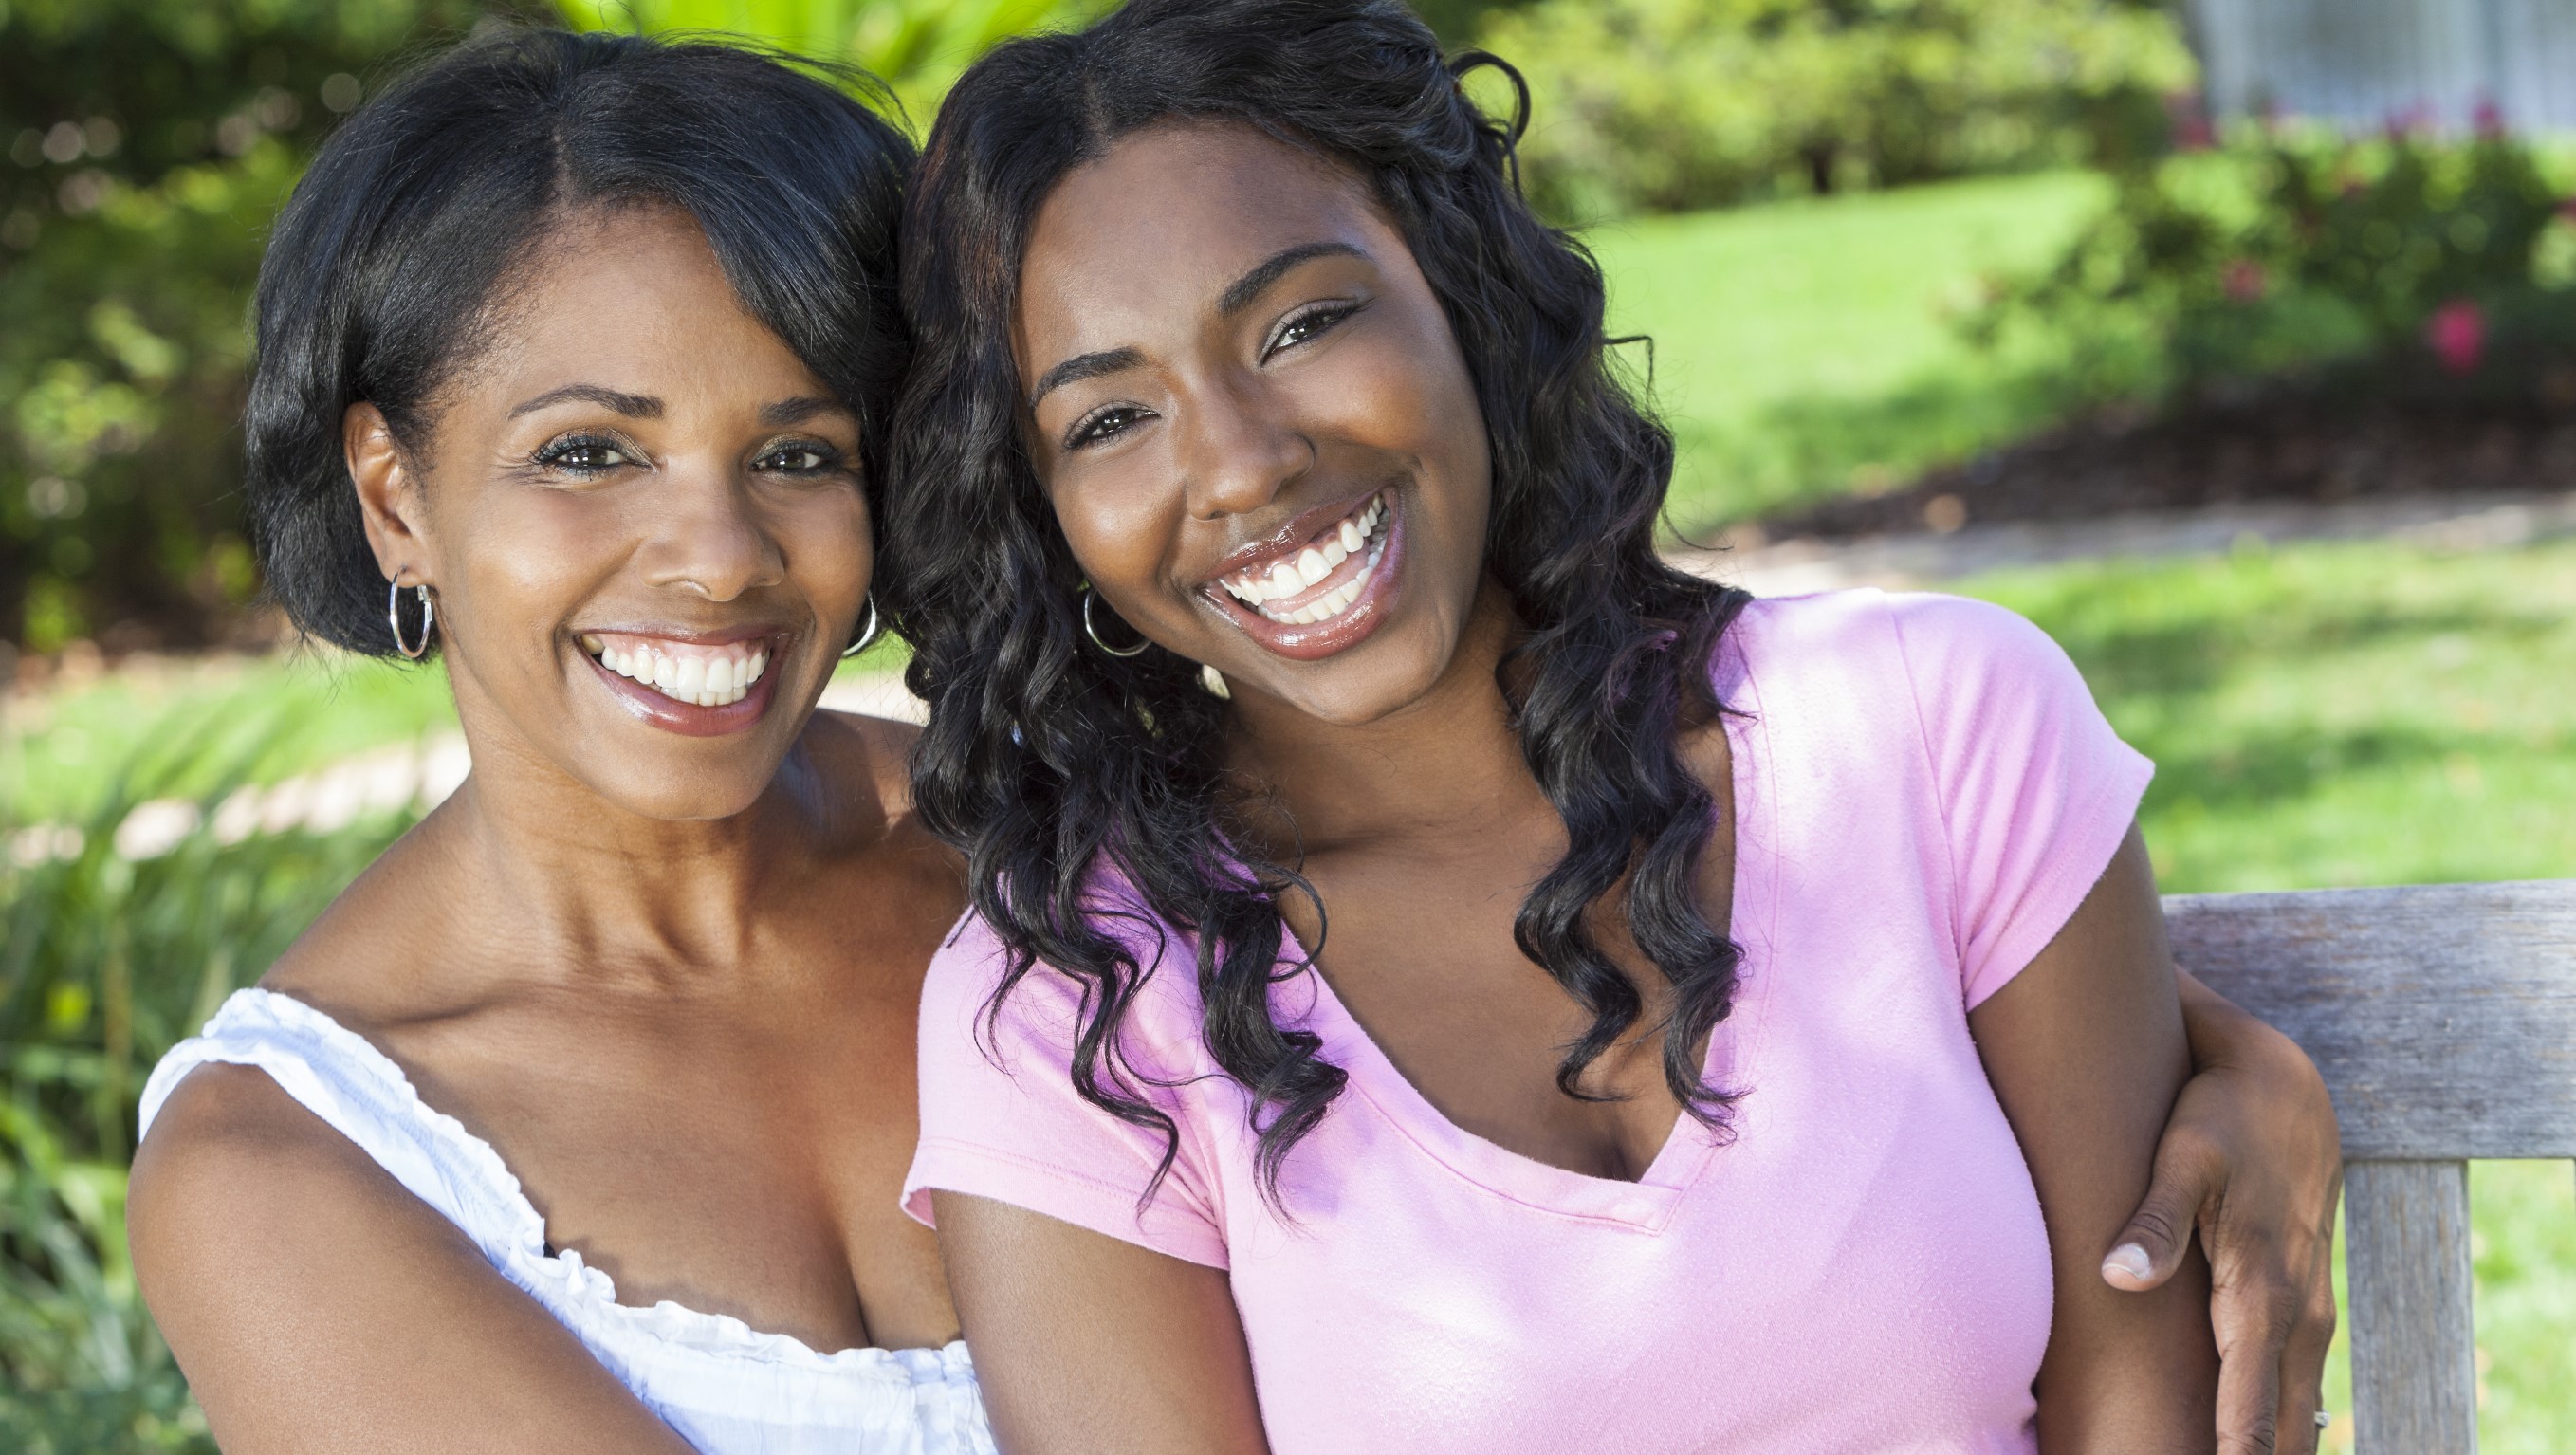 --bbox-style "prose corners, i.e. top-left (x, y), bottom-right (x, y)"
top-left (580, 632), bottom-right (774, 709)
top-left (1215, 490), bottom-right (1389, 627)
